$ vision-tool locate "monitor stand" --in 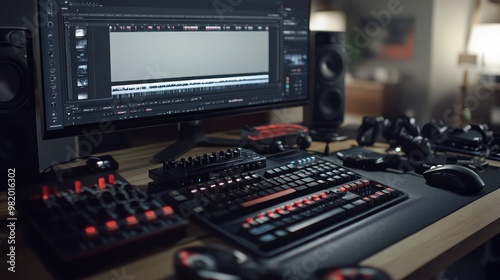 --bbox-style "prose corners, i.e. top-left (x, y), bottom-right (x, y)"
top-left (308, 126), bottom-right (348, 142)
top-left (153, 121), bottom-right (241, 162)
